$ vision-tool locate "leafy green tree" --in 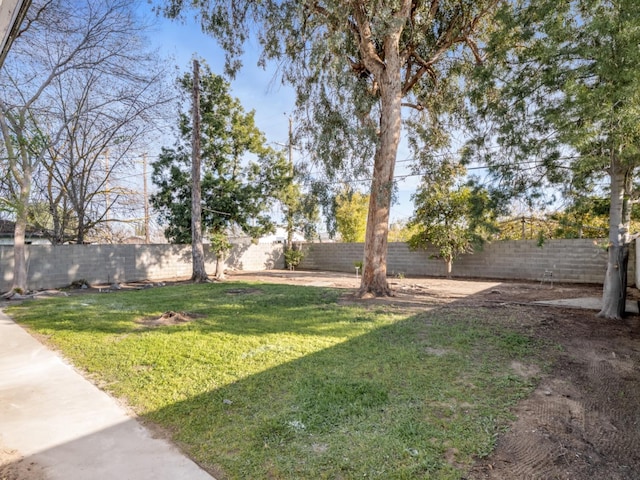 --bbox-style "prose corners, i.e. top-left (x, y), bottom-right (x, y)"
top-left (497, 216), bottom-right (555, 241)
top-left (469, 0), bottom-right (640, 318)
top-left (26, 201), bottom-right (78, 243)
top-left (280, 178), bottom-right (320, 256)
top-left (408, 161), bottom-right (500, 277)
top-left (549, 196), bottom-right (640, 240)
top-left (151, 63), bottom-right (289, 277)
top-left (549, 196), bottom-right (610, 239)
top-left (209, 231), bottom-right (232, 279)
top-left (335, 188), bottom-right (369, 243)
top-left (157, 0), bottom-right (501, 297)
